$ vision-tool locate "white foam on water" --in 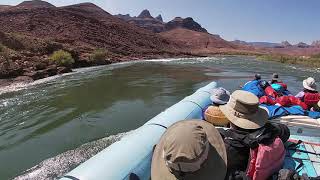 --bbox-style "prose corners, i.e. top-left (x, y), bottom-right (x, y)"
top-left (14, 130), bottom-right (135, 180)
